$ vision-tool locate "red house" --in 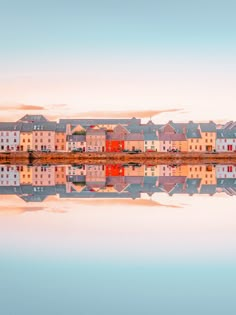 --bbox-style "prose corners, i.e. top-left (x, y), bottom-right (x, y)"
top-left (105, 125), bottom-right (128, 152)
